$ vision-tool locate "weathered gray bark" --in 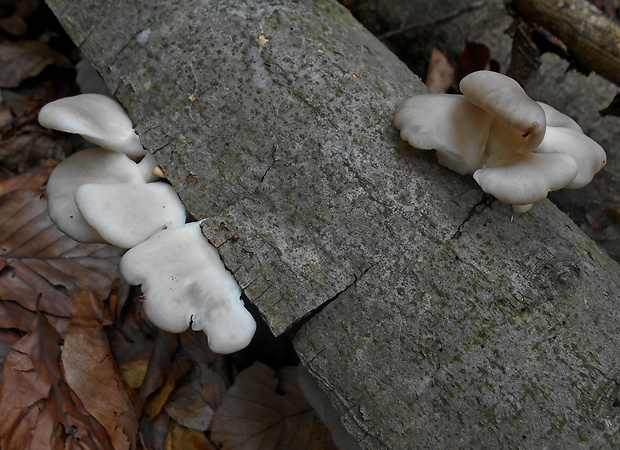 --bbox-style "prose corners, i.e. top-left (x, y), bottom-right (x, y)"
top-left (46, 0), bottom-right (620, 448)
